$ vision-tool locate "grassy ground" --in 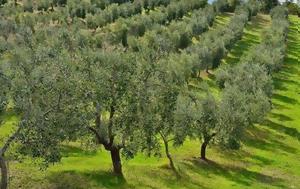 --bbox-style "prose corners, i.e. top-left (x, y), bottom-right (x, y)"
top-left (0, 111), bottom-right (17, 143)
top-left (1, 15), bottom-right (300, 189)
top-left (198, 14), bottom-right (271, 95)
top-left (221, 14), bottom-right (271, 65)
